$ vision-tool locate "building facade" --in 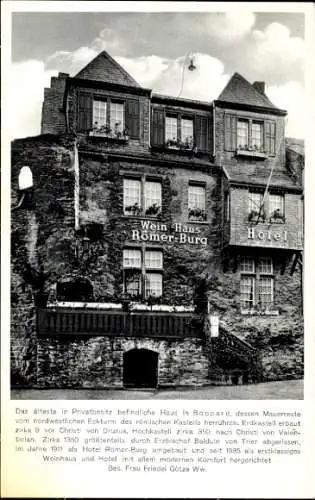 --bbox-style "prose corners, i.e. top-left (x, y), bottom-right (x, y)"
top-left (11, 51), bottom-right (304, 389)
